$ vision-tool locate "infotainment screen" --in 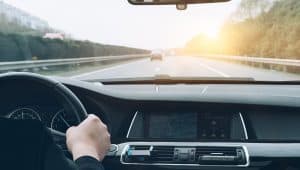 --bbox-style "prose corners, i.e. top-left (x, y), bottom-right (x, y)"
top-left (148, 112), bottom-right (197, 139)
top-left (127, 111), bottom-right (242, 140)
